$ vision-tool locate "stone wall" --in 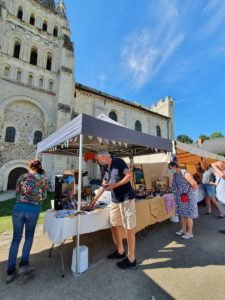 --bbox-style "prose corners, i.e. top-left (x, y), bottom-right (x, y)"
top-left (0, 0), bottom-right (74, 191)
top-left (0, 0), bottom-right (174, 191)
top-left (75, 89), bottom-right (172, 139)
